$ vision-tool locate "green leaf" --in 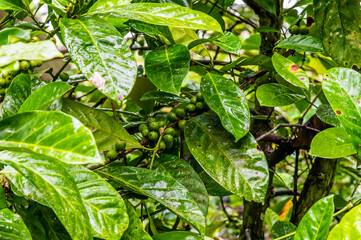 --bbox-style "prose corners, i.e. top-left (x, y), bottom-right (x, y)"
top-left (0, 111), bottom-right (103, 164)
top-left (0, 208), bottom-right (31, 240)
top-left (88, 3), bottom-right (223, 33)
top-left (1, 74), bottom-right (46, 118)
top-left (61, 99), bottom-right (142, 151)
top-left (141, 91), bottom-right (189, 103)
top-left (0, 0), bottom-right (26, 11)
top-left (156, 154), bottom-right (209, 216)
top-left (152, 231), bottom-right (202, 240)
top-left (89, 0), bottom-right (131, 12)
top-left (272, 53), bottom-right (309, 90)
top-left (125, 20), bottom-right (174, 43)
top-left (328, 204), bottom-right (361, 239)
top-left (253, 0), bottom-right (276, 15)
top-left (18, 82), bottom-right (72, 113)
top-left (314, 0), bottom-right (361, 67)
top-left (322, 68), bottom-right (361, 158)
top-left (0, 28), bottom-right (31, 45)
top-left (256, 83), bottom-right (305, 107)
top-left (271, 221), bottom-right (296, 240)
top-left (310, 127), bottom-right (356, 158)
top-left (66, 164), bottom-right (129, 239)
top-left (96, 166), bottom-right (206, 233)
top-left (201, 73), bottom-right (250, 141)
top-left (295, 195), bottom-right (334, 240)
top-left (121, 201), bottom-right (152, 240)
top-left (145, 44), bottom-right (190, 95)
top-left (316, 104), bottom-right (341, 127)
top-left (275, 35), bottom-right (324, 53)
top-left (188, 32), bottom-right (242, 54)
top-left (0, 40), bottom-right (63, 67)
top-left (60, 16), bottom-right (137, 103)
top-left (184, 114), bottom-right (269, 202)
top-left (0, 151), bottom-right (93, 240)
